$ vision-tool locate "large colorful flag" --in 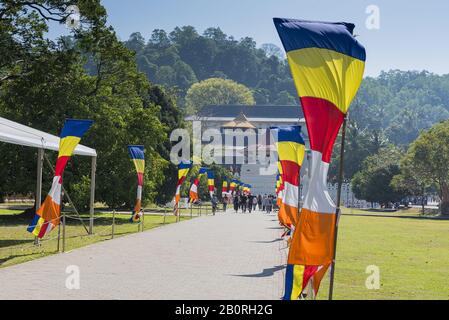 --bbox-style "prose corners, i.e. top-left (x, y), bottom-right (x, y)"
top-left (242, 184), bottom-right (252, 195)
top-left (189, 167), bottom-right (208, 203)
top-left (175, 161), bottom-right (192, 206)
top-left (222, 179), bottom-right (229, 197)
top-left (230, 179), bottom-right (238, 195)
top-left (28, 119), bottom-right (94, 239)
top-left (272, 126), bottom-right (306, 229)
top-left (189, 178), bottom-right (200, 203)
top-left (207, 170), bottom-right (215, 198)
top-left (128, 145), bottom-right (145, 223)
top-left (274, 18), bottom-right (366, 299)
